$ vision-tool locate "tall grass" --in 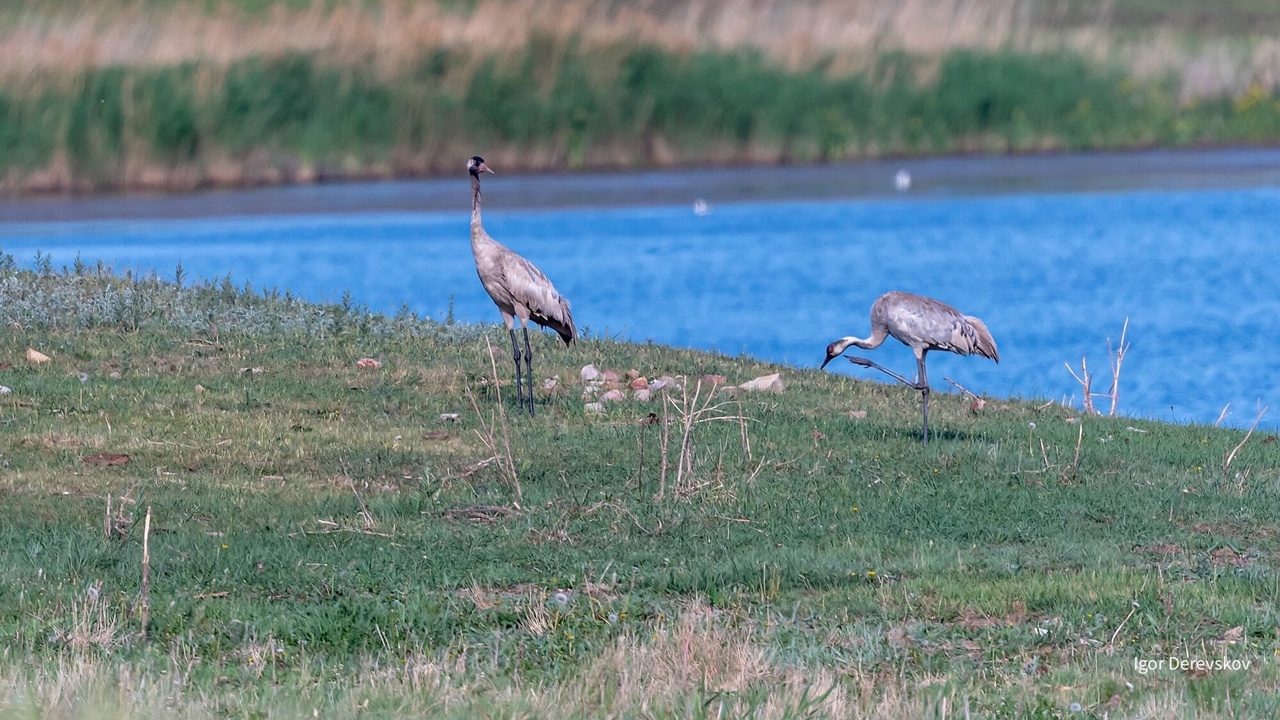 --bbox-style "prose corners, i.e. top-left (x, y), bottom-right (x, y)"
top-left (0, 42), bottom-right (1277, 191)
top-left (1, 0), bottom-right (1279, 190)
